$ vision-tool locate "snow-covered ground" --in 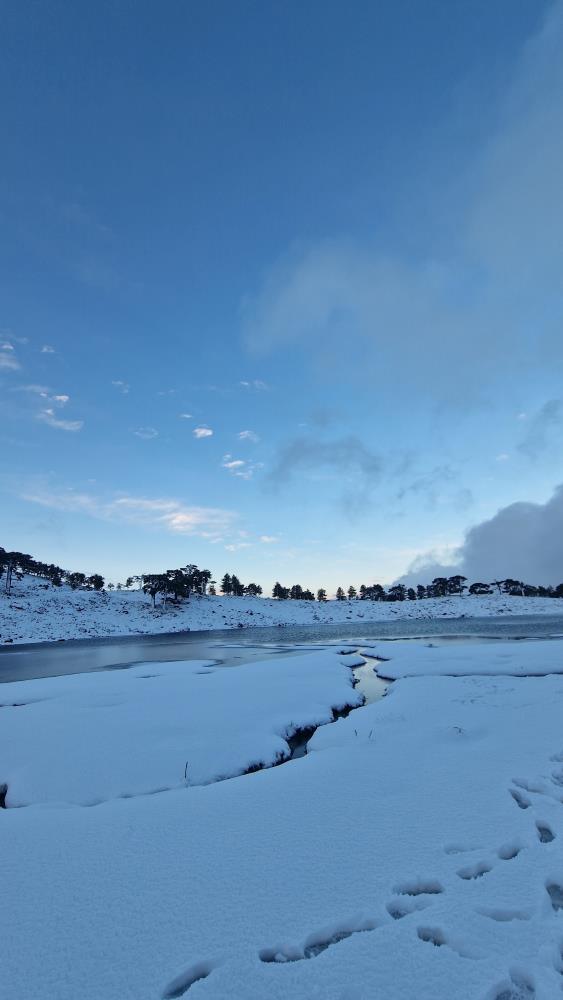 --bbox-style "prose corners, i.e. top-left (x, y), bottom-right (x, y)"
top-left (4, 638), bottom-right (563, 998)
top-left (368, 638), bottom-right (563, 679)
top-left (0, 650), bottom-right (361, 806)
top-left (2, 575), bottom-right (563, 644)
